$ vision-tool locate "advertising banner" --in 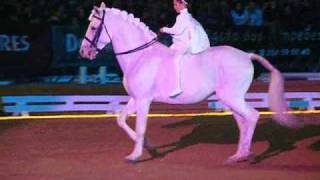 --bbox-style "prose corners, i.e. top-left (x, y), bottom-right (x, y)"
top-left (209, 28), bottom-right (320, 73)
top-left (0, 25), bottom-right (51, 77)
top-left (0, 25), bottom-right (319, 80)
top-left (51, 26), bottom-right (117, 67)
